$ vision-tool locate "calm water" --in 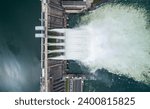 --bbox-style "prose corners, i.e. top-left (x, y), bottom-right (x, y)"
top-left (0, 0), bottom-right (41, 91)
